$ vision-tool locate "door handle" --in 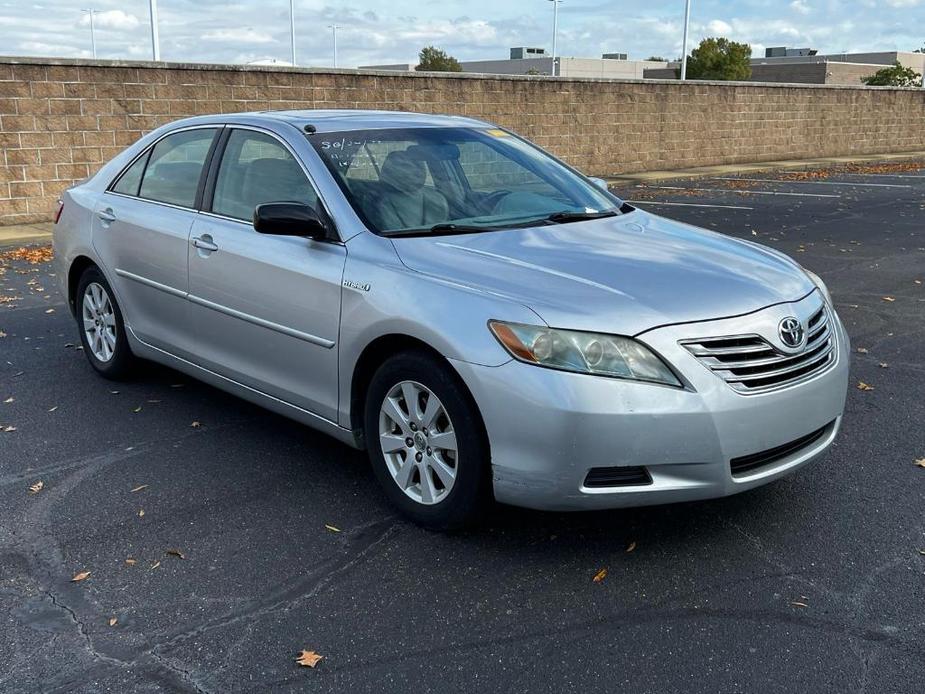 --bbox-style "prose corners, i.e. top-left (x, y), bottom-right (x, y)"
top-left (191, 236), bottom-right (219, 253)
top-left (97, 208), bottom-right (116, 224)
